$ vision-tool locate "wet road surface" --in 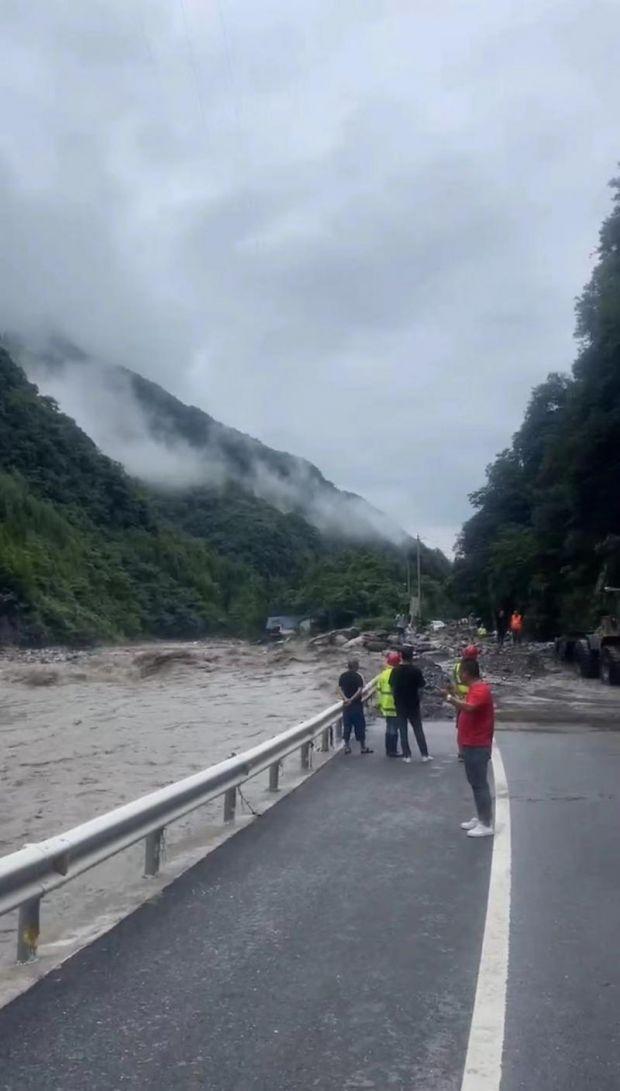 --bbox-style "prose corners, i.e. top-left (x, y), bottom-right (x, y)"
top-left (0, 723), bottom-right (489, 1090)
top-left (501, 726), bottom-right (620, 1090)
top-left (1, 713), bottom-right (620, 1088)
